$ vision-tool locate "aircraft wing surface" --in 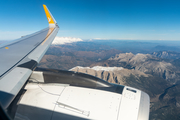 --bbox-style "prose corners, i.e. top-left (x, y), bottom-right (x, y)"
top-left (0, 5), bottom-right (150, 120)
top-left (0, 5), bottom-right (59, 109)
